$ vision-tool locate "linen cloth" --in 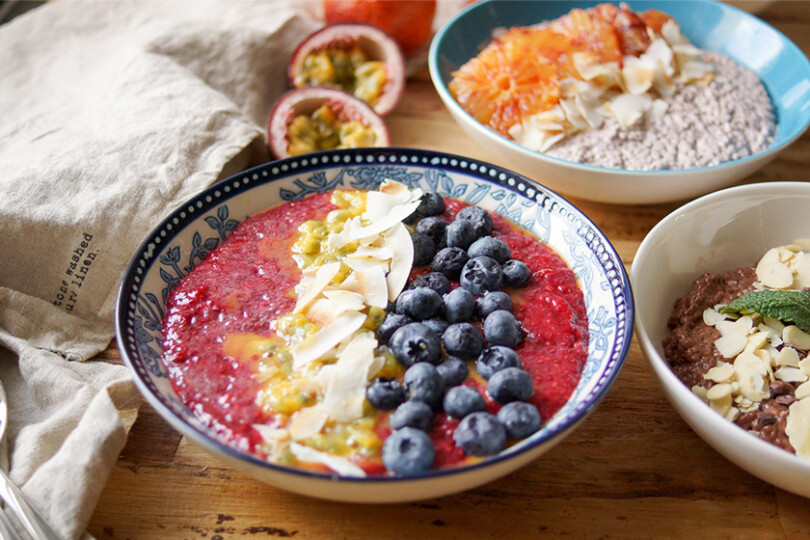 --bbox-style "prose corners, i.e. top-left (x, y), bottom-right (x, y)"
top-left (0, 1), bottom-right (318, 537)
